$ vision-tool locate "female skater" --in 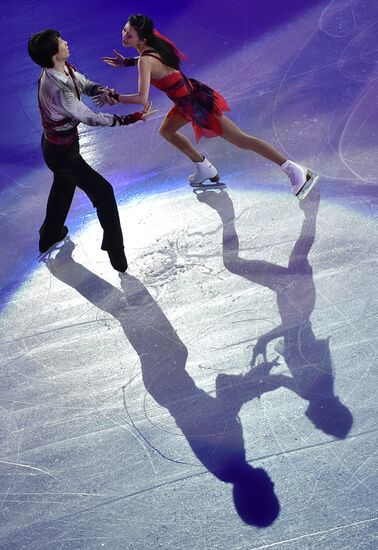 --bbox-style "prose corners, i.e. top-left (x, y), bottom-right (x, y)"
top-left (97, 14), bottom-right (318, 196)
